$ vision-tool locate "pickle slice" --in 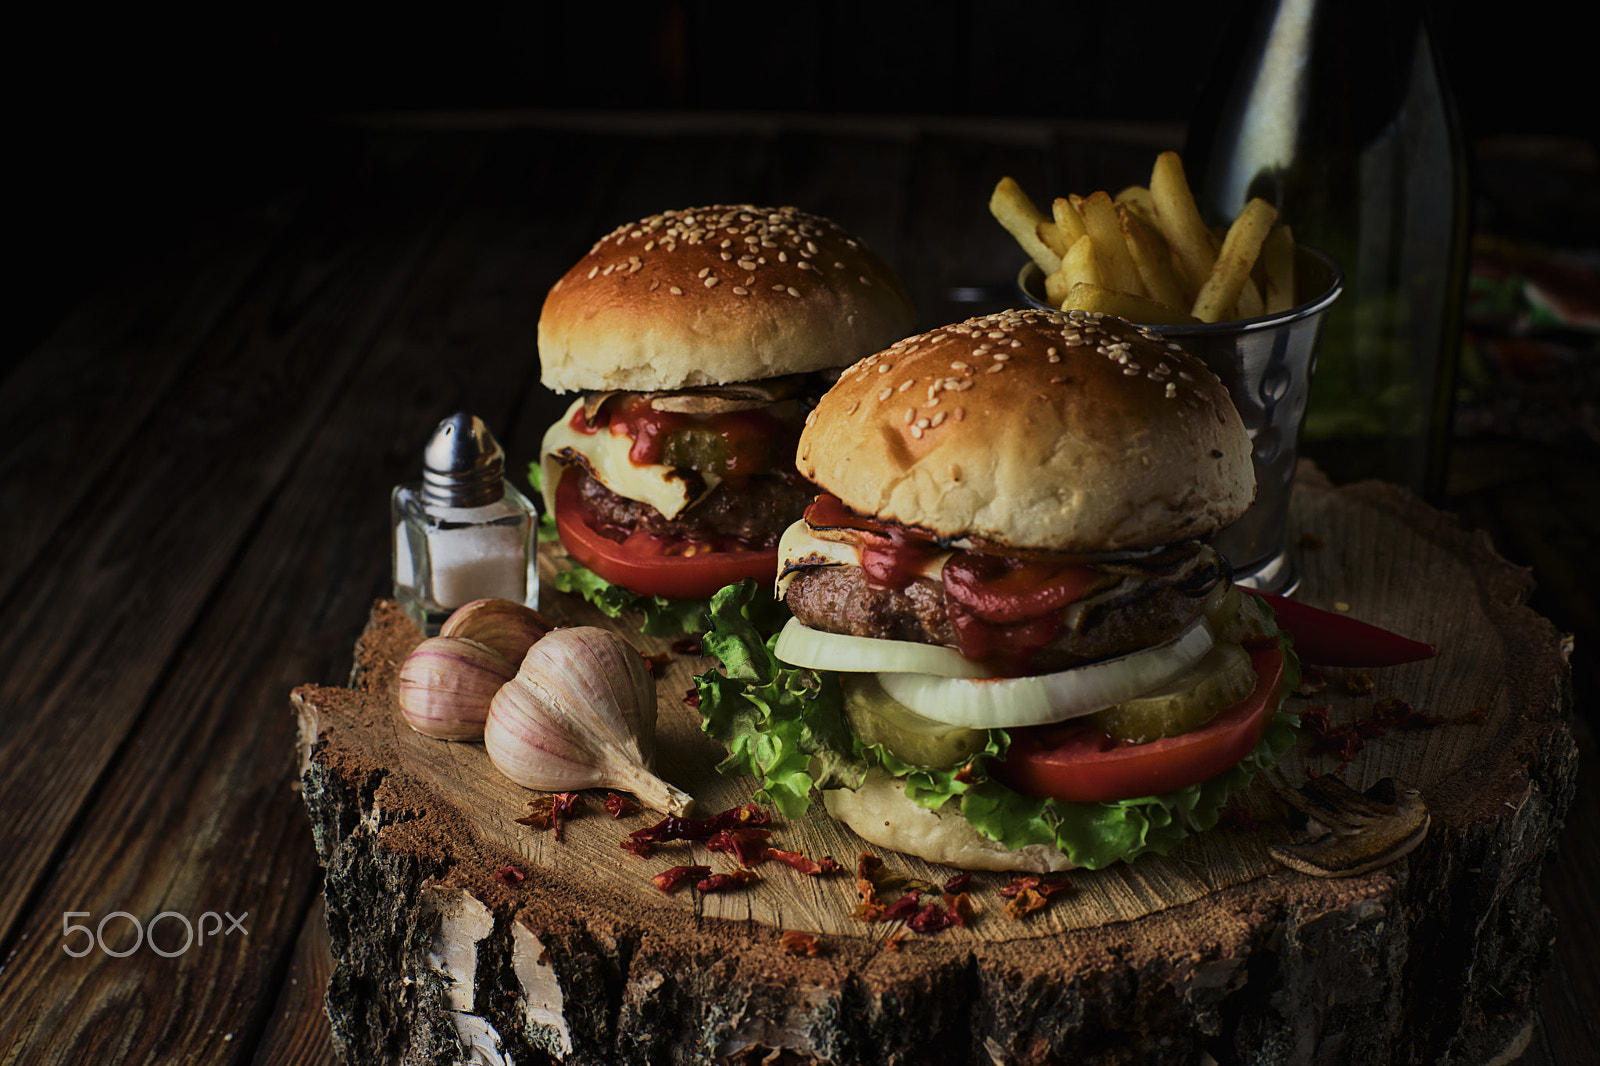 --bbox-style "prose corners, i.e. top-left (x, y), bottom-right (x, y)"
top-left (1087, 641), bottom-right (1258, 744)
top-left (842, 674), bottom-right (989, 769)
top-left (659, 428), bottom-right (731, 473)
